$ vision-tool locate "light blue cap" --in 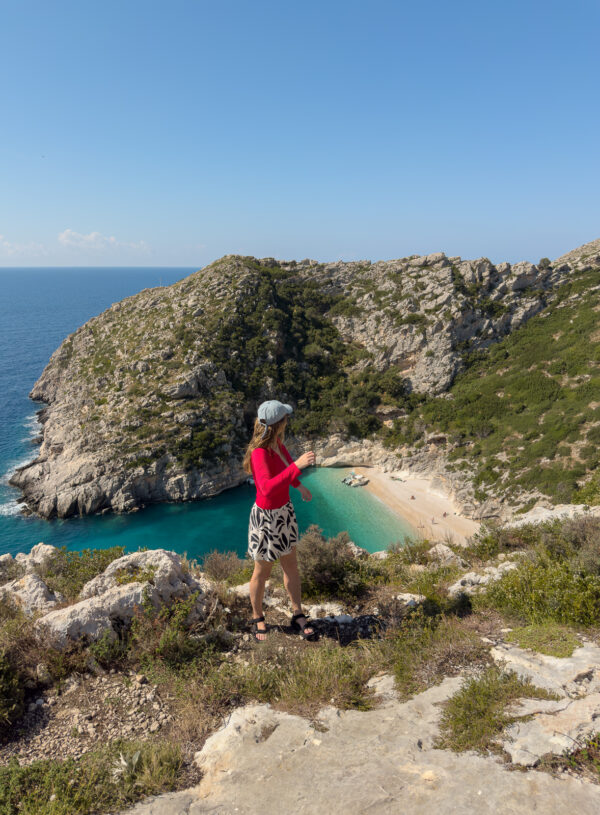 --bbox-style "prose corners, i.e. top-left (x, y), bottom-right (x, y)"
top-left (257, 400), bottom-right (293, 439)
